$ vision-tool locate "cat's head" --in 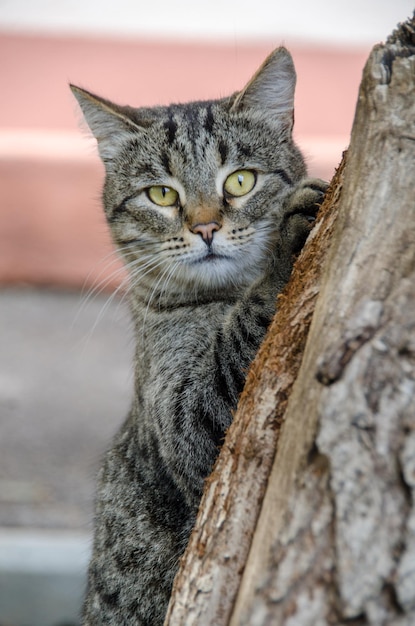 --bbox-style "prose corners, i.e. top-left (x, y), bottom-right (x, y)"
top-left (71, 47), bottom-right (306, 296)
